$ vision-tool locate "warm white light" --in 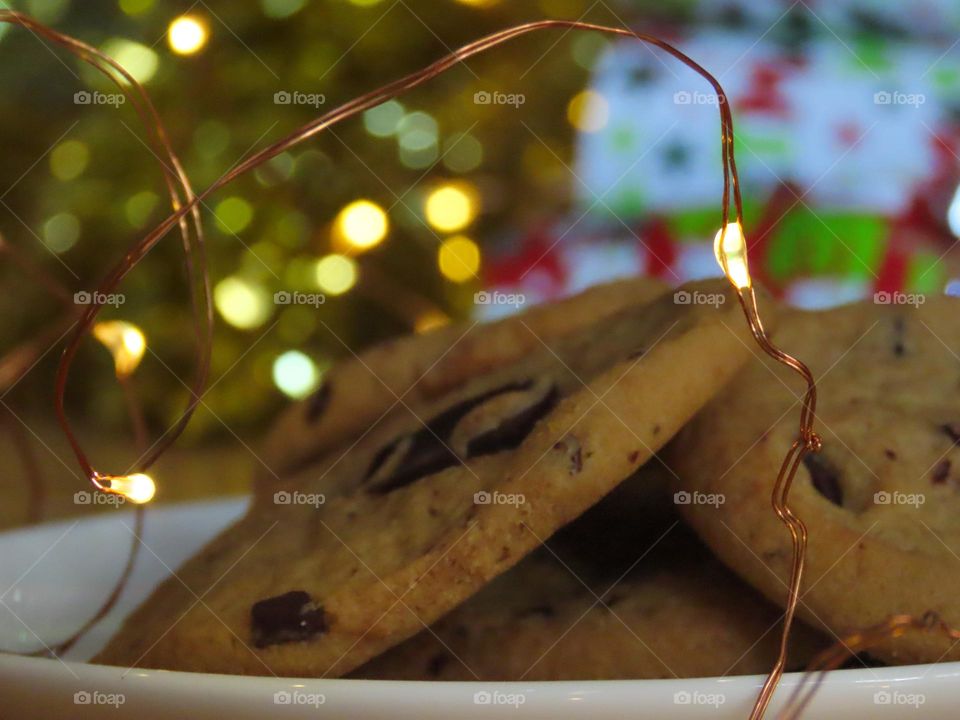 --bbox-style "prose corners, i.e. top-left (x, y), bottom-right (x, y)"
top-left (272, 350), bottom-right (319, 398)
top-left (314, 254), bottom-right (358, 295)
top-left (714, 221), bottom-right (752, 290)
top-left (425, 183), bottom-right (478, 233)
top-left (437, 236), bottom-right (481, 282)
top-left (335, 200), bottom-right (388, 251)
top-left (103, 472), bottom-right (156, 504)
top-left (167, 16), bottom-right (208, 55)
top-left (214, 276), bottom-right (271, 329)
top-left (93, 320), bottom-right (146, 378)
